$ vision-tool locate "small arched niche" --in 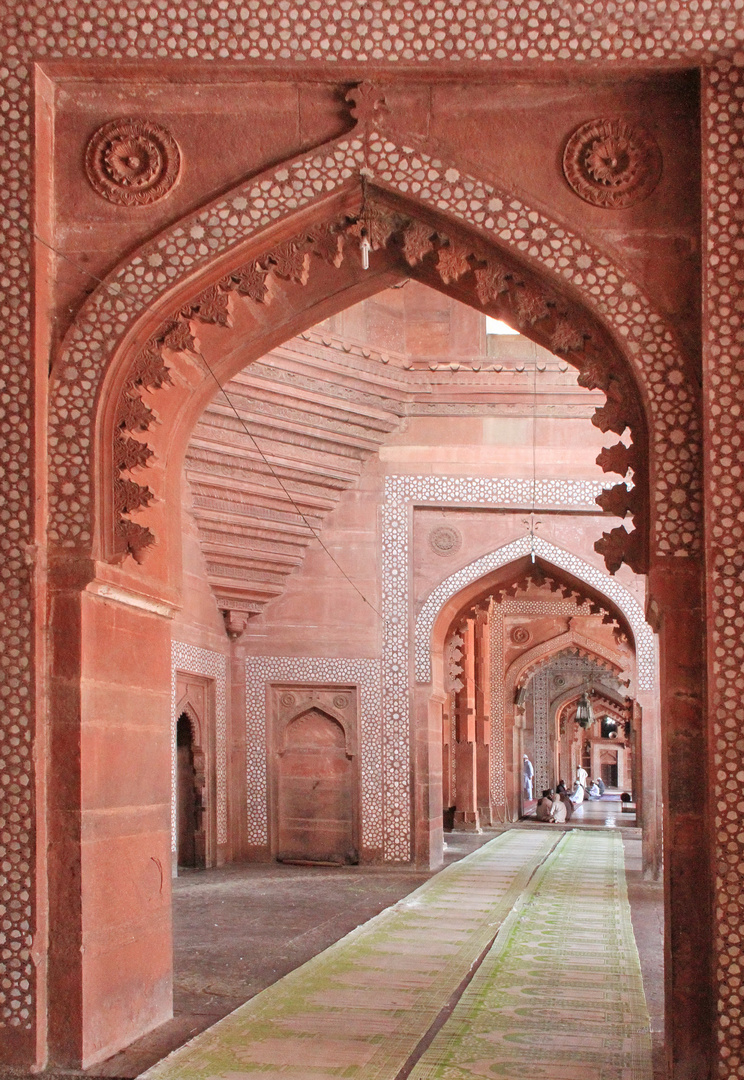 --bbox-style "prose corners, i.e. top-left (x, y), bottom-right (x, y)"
top-left (270, 691), bottom-right (359, 866)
